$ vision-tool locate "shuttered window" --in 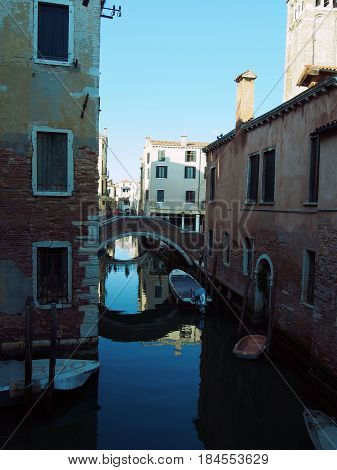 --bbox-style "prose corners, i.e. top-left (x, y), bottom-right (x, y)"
top-left (308, 136), bottom-right (320, 203)
top-left (210, 167), bottom-right (216, 201)
top-left (208, 229), bottom-right (214, 256)
top-left (186, 191), bottom-right (195, 203)
top-left (157, 190), bottom-right (164, 202)
top-left (37, 247), bottom-right (69, 305)
top-left (243, 237), bottom-right (254, 275)
top-left (156, 166), bottom-right (167, 178)
top-left (223, 232), bottom-right (230, 265)
top-left (185, 166), bottom-right (196, 179)
top-left (247, 154), bottom-right (259, 203)
top-left (303, 250), bottom-right (316, 306)
top-left (262, 149), bottom-right (276, 203)
top-left (185, 151), bottom-right (196, 162)
top-left (37, 132), bottom-right (68, 192)
top-left (38, 2), bottom-right (69, 61)
top-left (158, 150), bottom-right (165, 162)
